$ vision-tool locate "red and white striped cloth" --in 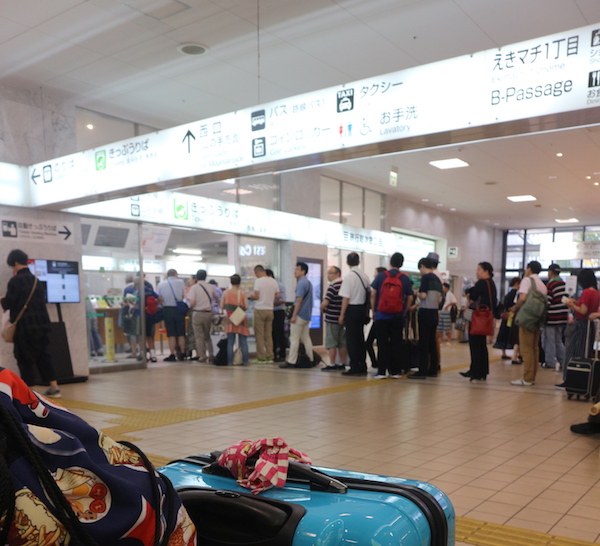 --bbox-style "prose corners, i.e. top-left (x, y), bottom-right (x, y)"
top-left (217, 438), bottom-right (312, 494)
